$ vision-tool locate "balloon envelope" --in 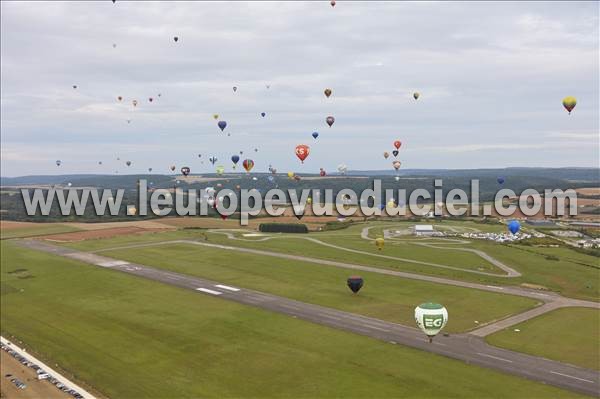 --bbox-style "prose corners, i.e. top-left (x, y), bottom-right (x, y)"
top-left (312, 132), bottom-right (319, 139)
top-left (324, 88), bottom-right (332, 98)
top-left (295, 144), bottom-right (310, 163)
top-left (347, 276), bottom-right (363, 294)
top-left (413, 92), bottom-right (420, 100)
top-left (181, 167), bottom-right (190, 176)
top-left (562, 96), bottom-right (577, 114)
top-left (415, 303), bottom-right (448, 341)
top-left (218, 121), bottom-right (227, 131)
top-left (508, 220), bottom-right (520, 235)
top-left (375, 237), bottom-right (384, 250)
top-left (393, 140), bottom-right (402, 150)
top-left (497, 177), bottom-right (505, 185)
top-left (326, 116), bottom-right (335, 127)
top-left (242, 159), bottom-right (254, 172)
